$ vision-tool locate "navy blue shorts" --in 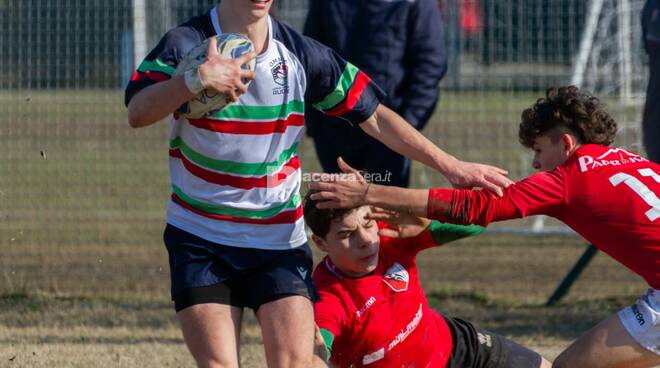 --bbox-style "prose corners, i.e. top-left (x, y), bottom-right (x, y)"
top-left (163, 224), bottom-right (315, 312)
